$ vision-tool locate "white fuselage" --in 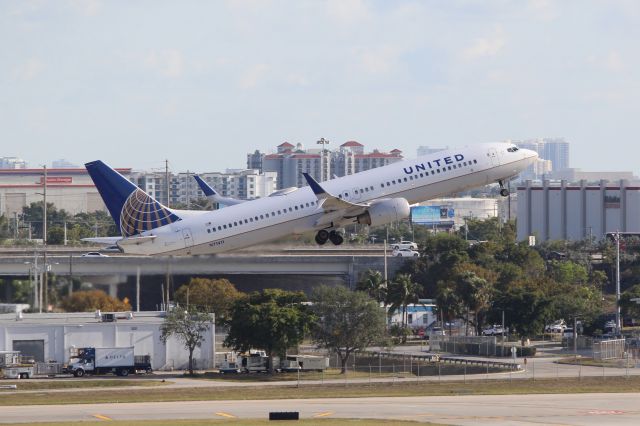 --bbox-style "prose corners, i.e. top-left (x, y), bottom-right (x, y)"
top-left (123, 143), bottom-right (536, 255)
